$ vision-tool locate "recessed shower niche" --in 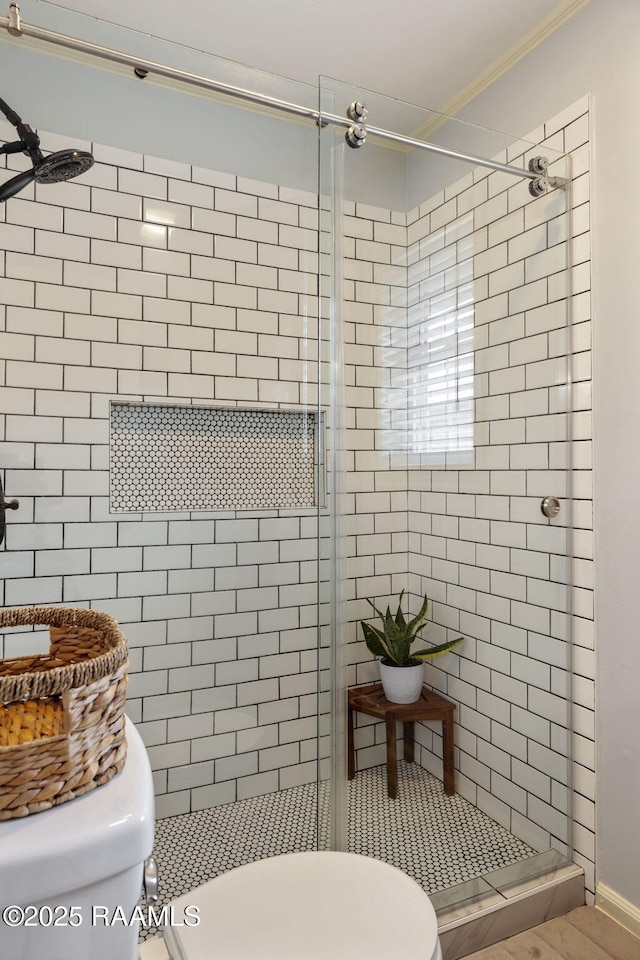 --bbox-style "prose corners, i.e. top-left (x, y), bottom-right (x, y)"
top-left (109, 402), bottom-right (324, 513)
